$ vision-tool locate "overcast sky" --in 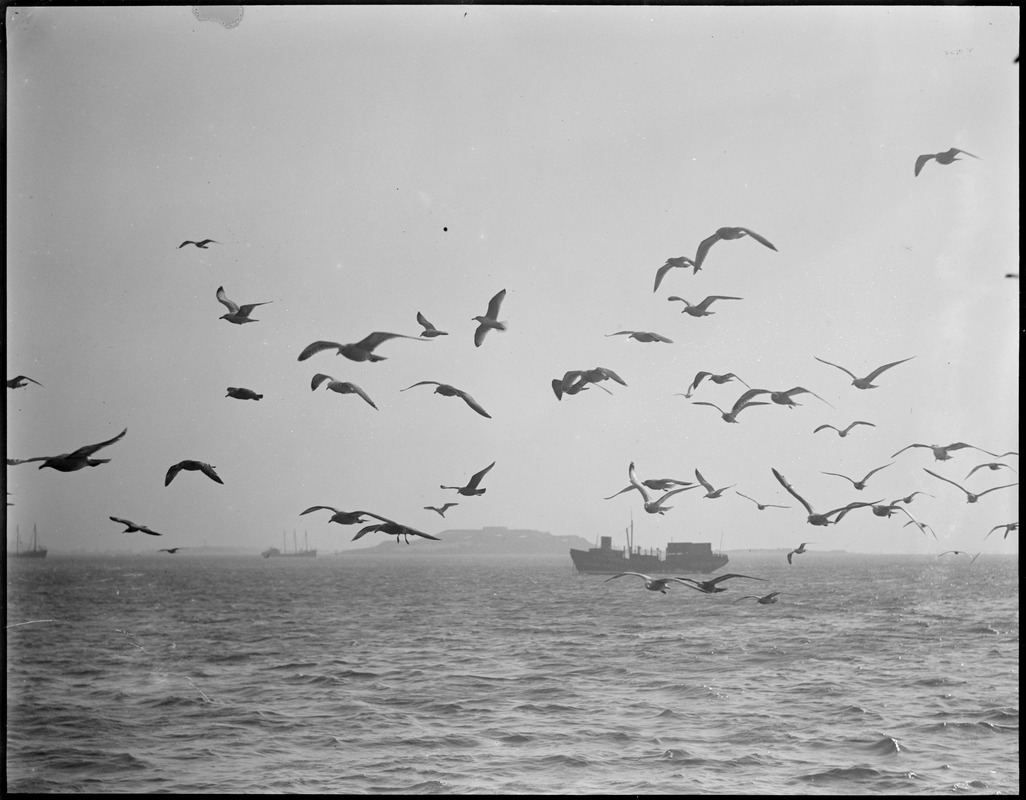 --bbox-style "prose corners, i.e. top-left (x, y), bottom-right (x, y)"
top-left (5, 6), bottom-right (1019, 556)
